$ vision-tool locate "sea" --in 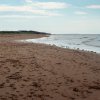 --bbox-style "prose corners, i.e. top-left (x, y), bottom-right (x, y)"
top-left (21, 34), bottom-right (100, 53)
